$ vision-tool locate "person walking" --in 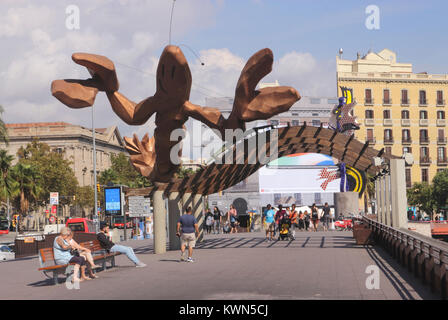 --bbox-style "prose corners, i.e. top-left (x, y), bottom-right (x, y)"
top-left (97, 223), bottom-right (147, 267)
top-left (298, 210), bottom-right (305, 231)
top-left (322, 202), bottom-right (331, 232)
top-left (311, 203), bottom-right (319, 232)
top-left (274, 205), bottom-right (286, 238)
top-left (177, 206), bottom-right (199, 262)
top-left (288, 204), bottom-right (298, 239)
top-left (304, 210), bottom-right (311, 231)
top-left (228, 205), bottom-right (238, 234)
top-left (204, 208), bottom-right (214, 235)
top-left (262, 204), bottom-right (275, 241)
top-left (213, 206), bottom-right (221, 234)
